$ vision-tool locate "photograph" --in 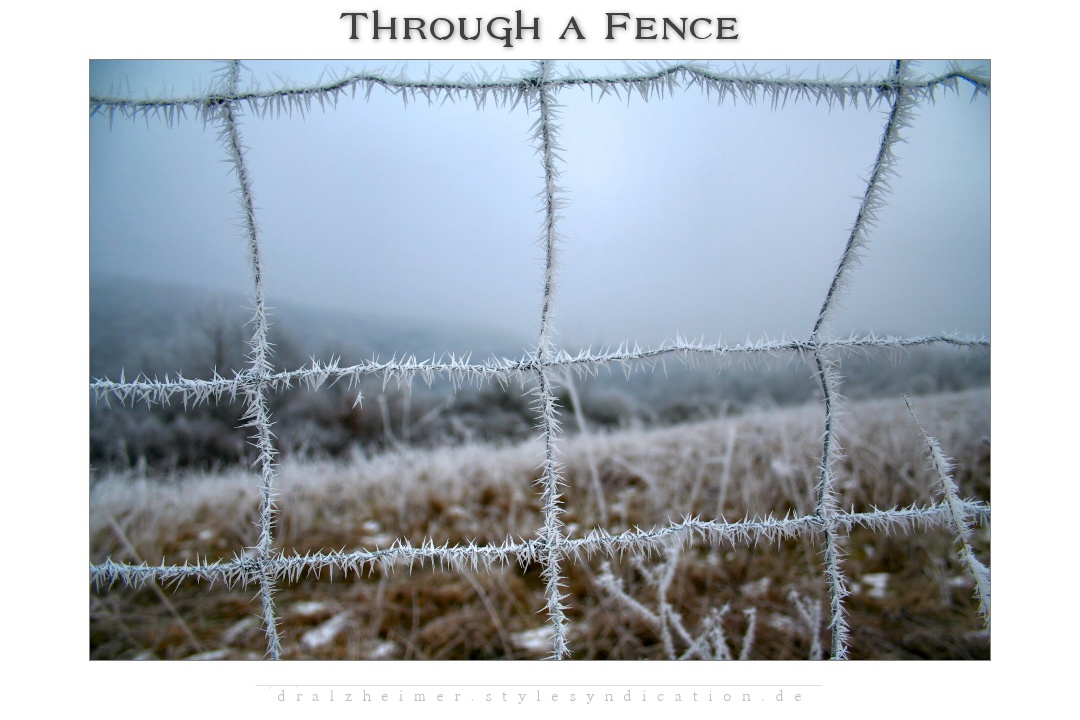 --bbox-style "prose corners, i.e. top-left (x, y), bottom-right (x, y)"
top-left (89, 58), bottom-right (990, 663)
